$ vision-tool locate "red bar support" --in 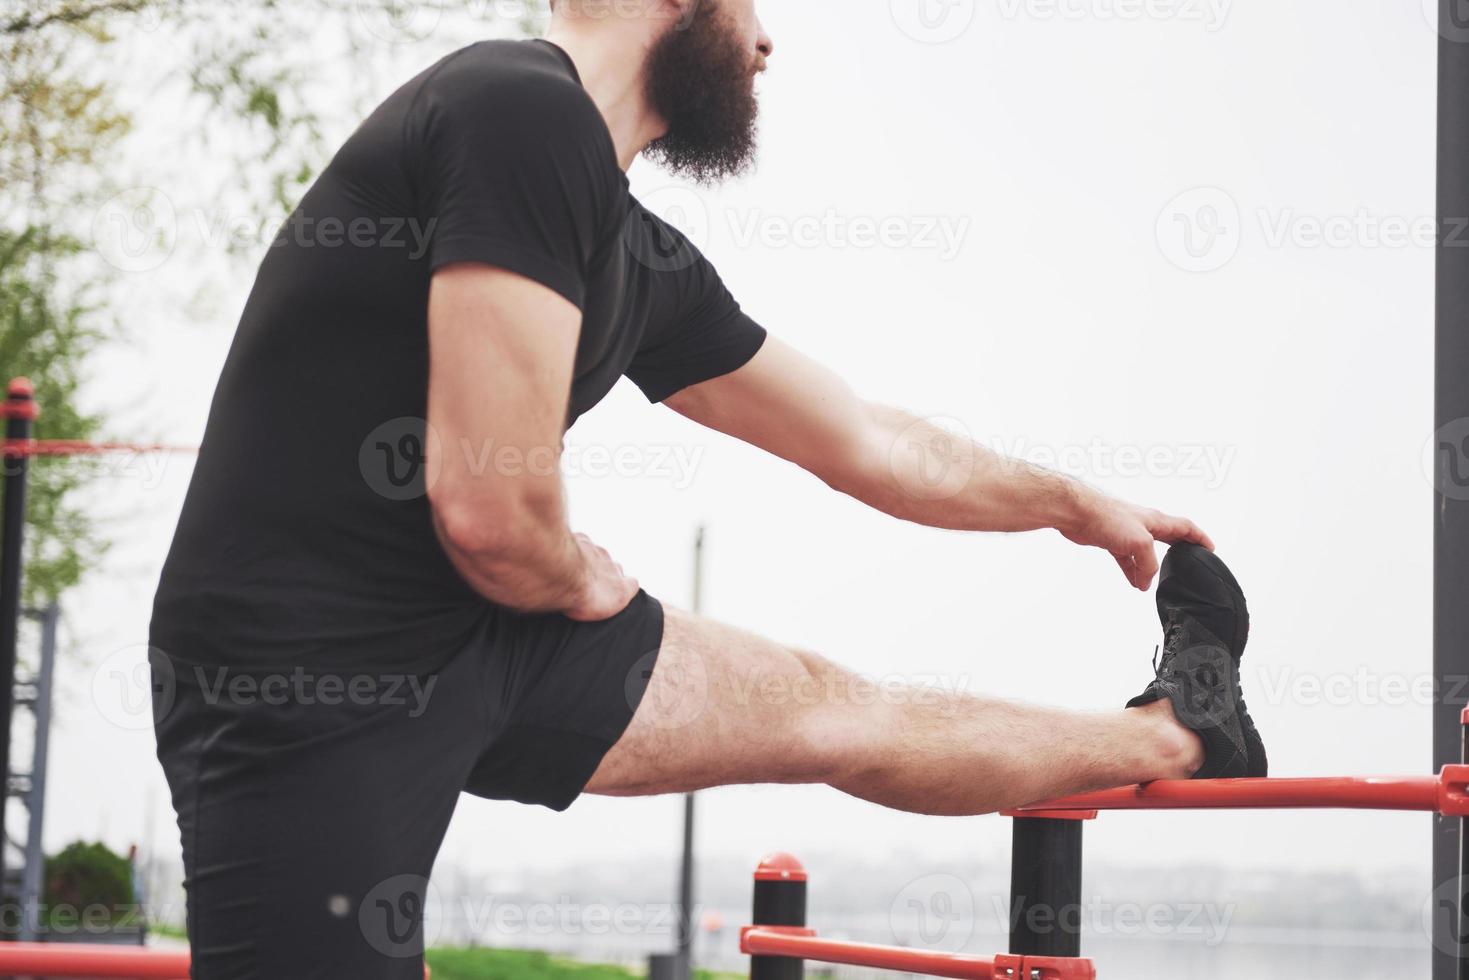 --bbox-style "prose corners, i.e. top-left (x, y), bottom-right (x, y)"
top-left (750, 853), bottom-right (808, 980)
top-left (742, 926), bottom-right (995, 978)
top-left (741, 929), bottom-right (1094, 980)
top-left (1012, 773), bottom-right (1464, 815)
